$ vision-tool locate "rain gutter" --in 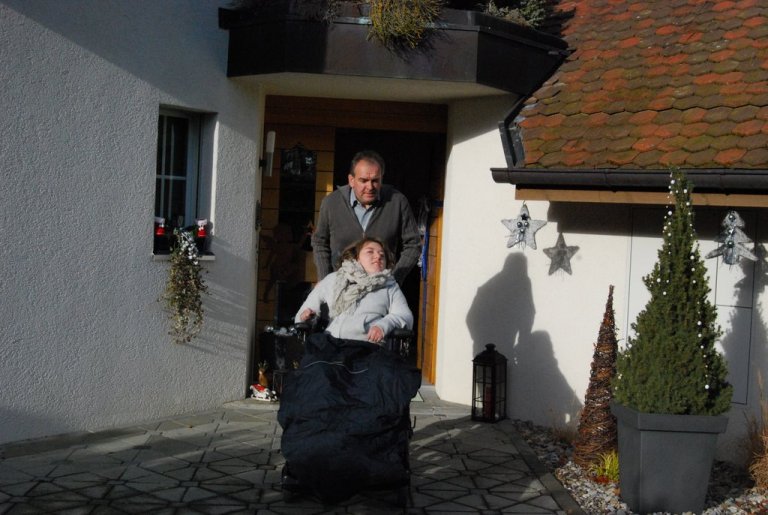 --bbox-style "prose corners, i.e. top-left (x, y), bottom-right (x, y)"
top-left (490, 168), bottom-right (768, 195)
